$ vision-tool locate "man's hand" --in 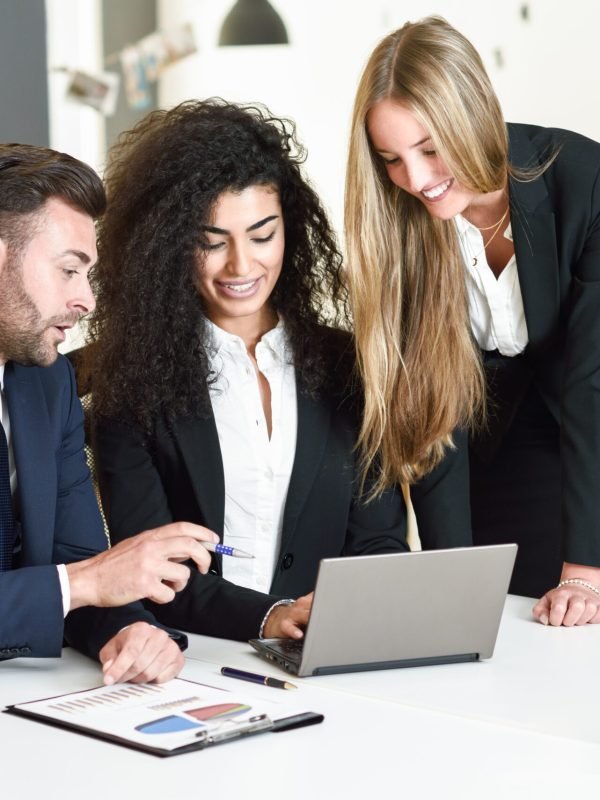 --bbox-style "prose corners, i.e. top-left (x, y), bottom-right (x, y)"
top-left (99, 622), bottom-right (184, 685)
top-left (532, 562), bottom-right (600, 626)
top-left (262, 594), bottom-right (313, 639)
top-left (66, 522), bottom-right (220, 610)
